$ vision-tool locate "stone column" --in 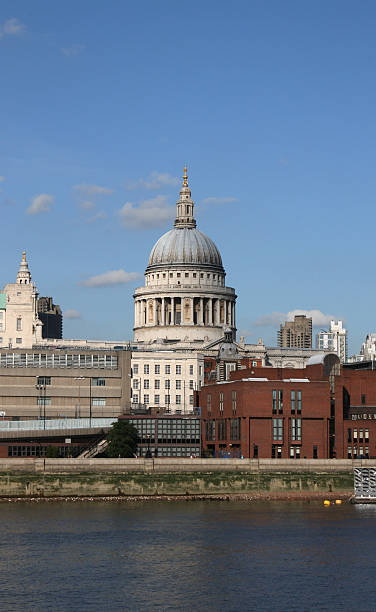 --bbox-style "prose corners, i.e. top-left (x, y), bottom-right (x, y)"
top-left (171, 297), bottom-right (175, 325)
top-left (162, 297), bottom-right (165, 326)
top-left (209, 298), bottom-right (213, 325)
top-left (200, 298), bottom-right (204, 325)
top-left (190, 297), bottom-right (194, 325)
top-left (135, 301), bottom-right (139, 327)
top-left (153, 298), bottom-right (157, 326)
